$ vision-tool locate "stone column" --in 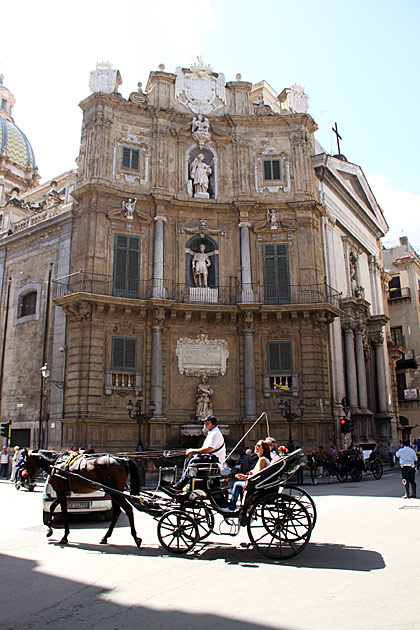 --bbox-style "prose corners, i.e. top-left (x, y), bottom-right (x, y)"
top-left (354, 328), bottom-right (368, 410)
top-left (151, 308), bottom-right (165, 416)
top-left (373, 332), bottom-right (388, 413)
top-left (239, 222), bottom-right (253, 302)
top-left (344, 325), bottom-right (359, 409)
top-left (152, 215), bottom-right (167, 298)
top-left (243, 312), bottom-right (256, 418)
